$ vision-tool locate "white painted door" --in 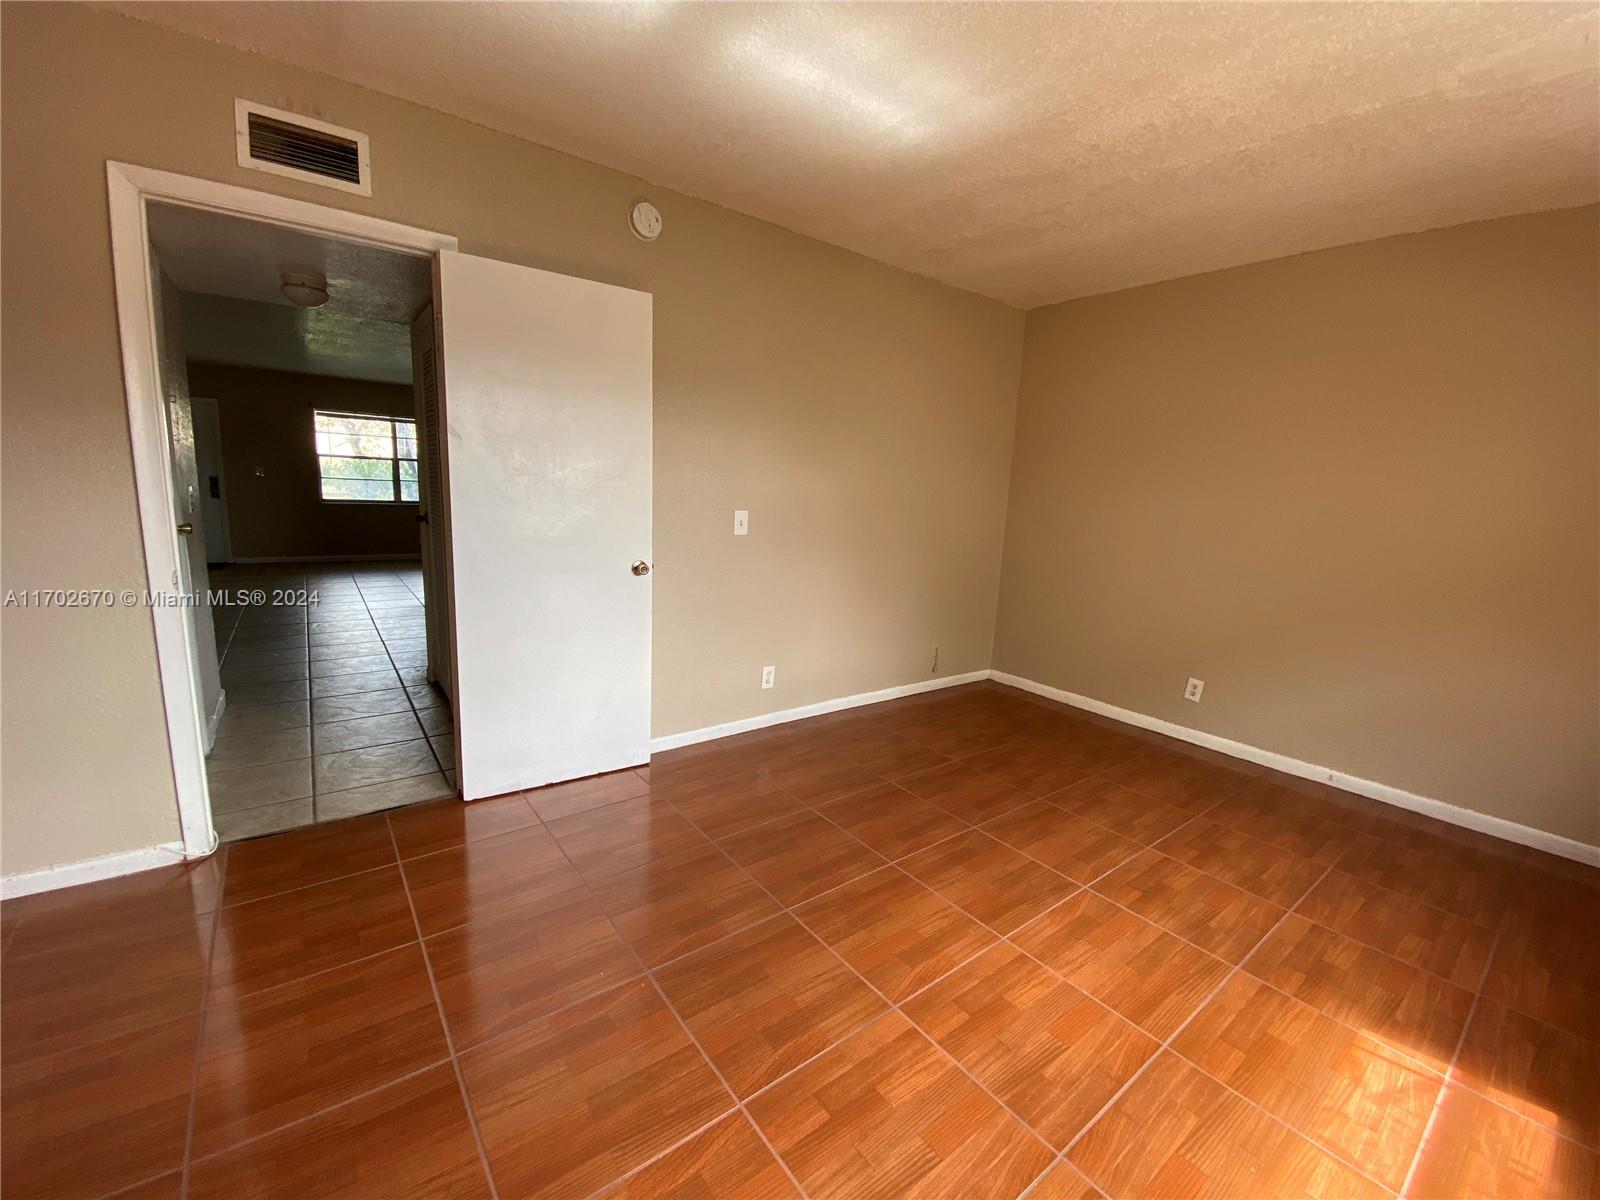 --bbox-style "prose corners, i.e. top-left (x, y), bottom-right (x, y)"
top-left (434, 251), bottom-right (652, 800)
